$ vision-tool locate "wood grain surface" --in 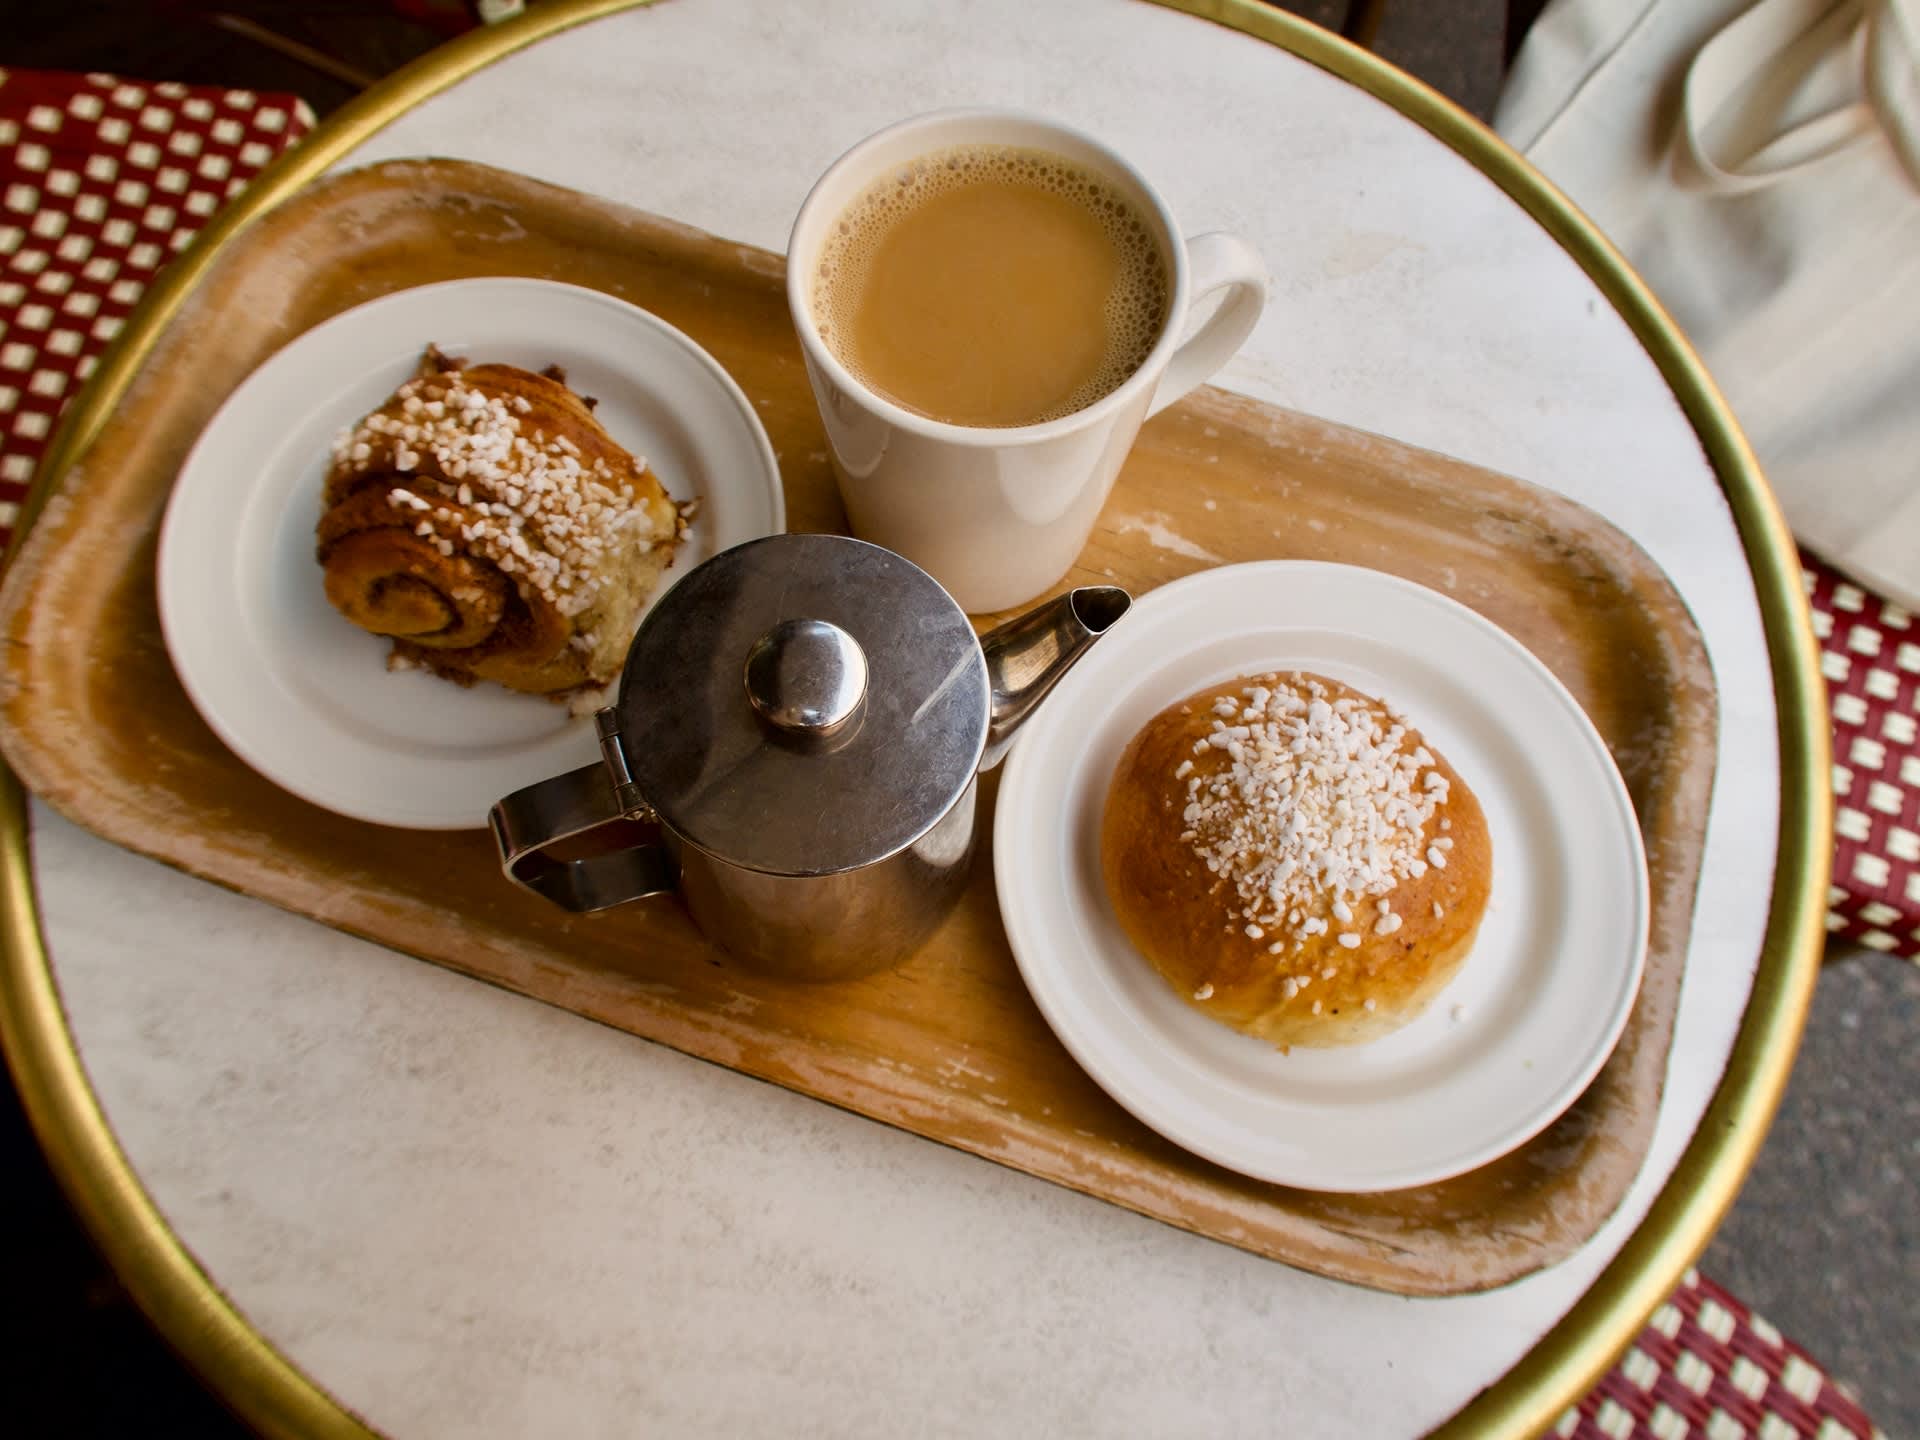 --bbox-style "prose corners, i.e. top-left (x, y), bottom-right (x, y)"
top-left (0, 159), bottom-right (1717, 1294)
